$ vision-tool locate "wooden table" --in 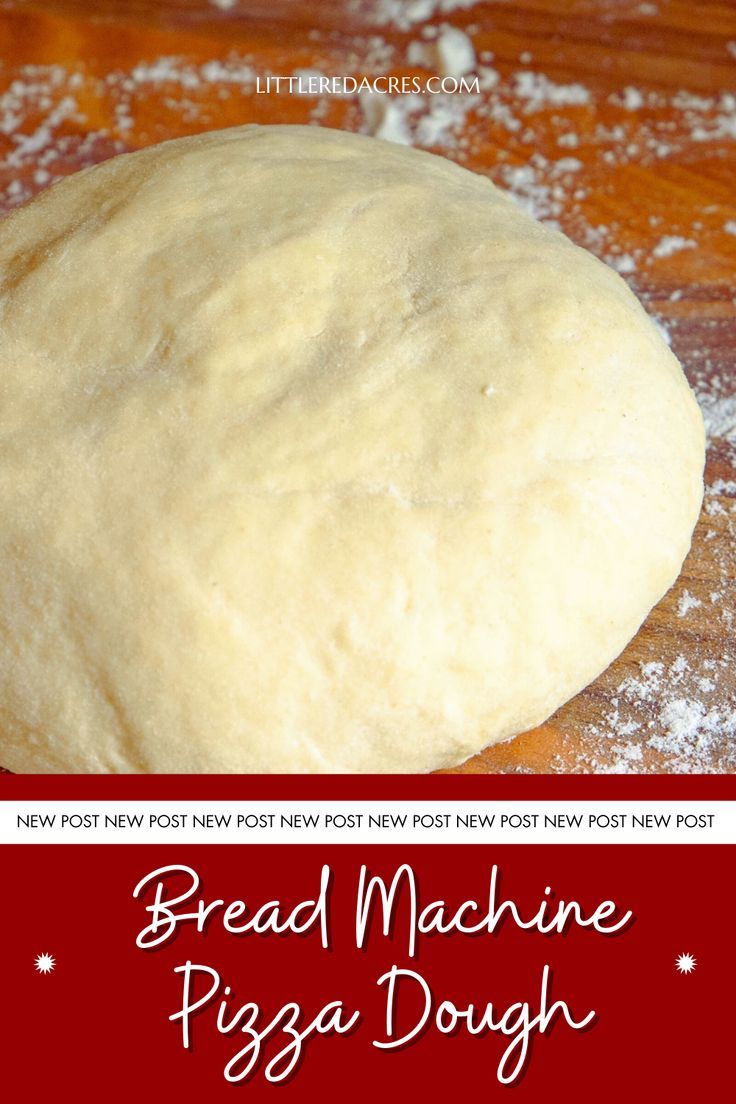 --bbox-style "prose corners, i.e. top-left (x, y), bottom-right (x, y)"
top-left (1, 0), bottom-right (734, 773)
